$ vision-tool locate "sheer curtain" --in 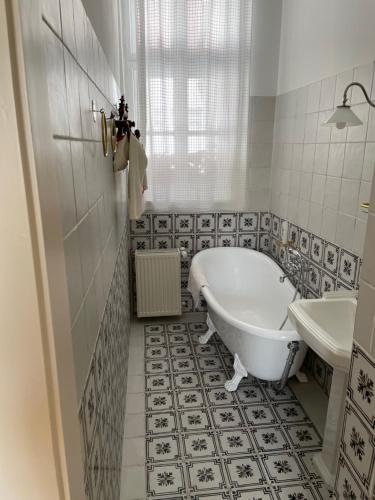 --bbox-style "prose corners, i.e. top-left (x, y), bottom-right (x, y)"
top-left (132, 0), bottom-right (253, 212)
